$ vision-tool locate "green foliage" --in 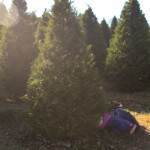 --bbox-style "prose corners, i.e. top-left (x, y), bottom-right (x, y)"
top-left (34, 10), bottom-right (50, 52)
top-left (0, 25), bottom-right (7, 100)
top-left (110, 16), bottom-right (118, 36)
top-left (12, 0), bottom-right (27, 16)
top-left (0, 3), bottom-right (8, 99)
top-left (82, 7), bottom-right (106, 72)
top-left (106, 0), bottom-right (150, 92)
top-left (27, 0), bottom-right (106, 140)
top-left (100, 19), bottom-right (111, 47)
top-left (0, 2), bottom-right (9, 27)
top-left (2, 2), bottom-right (38, 99)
